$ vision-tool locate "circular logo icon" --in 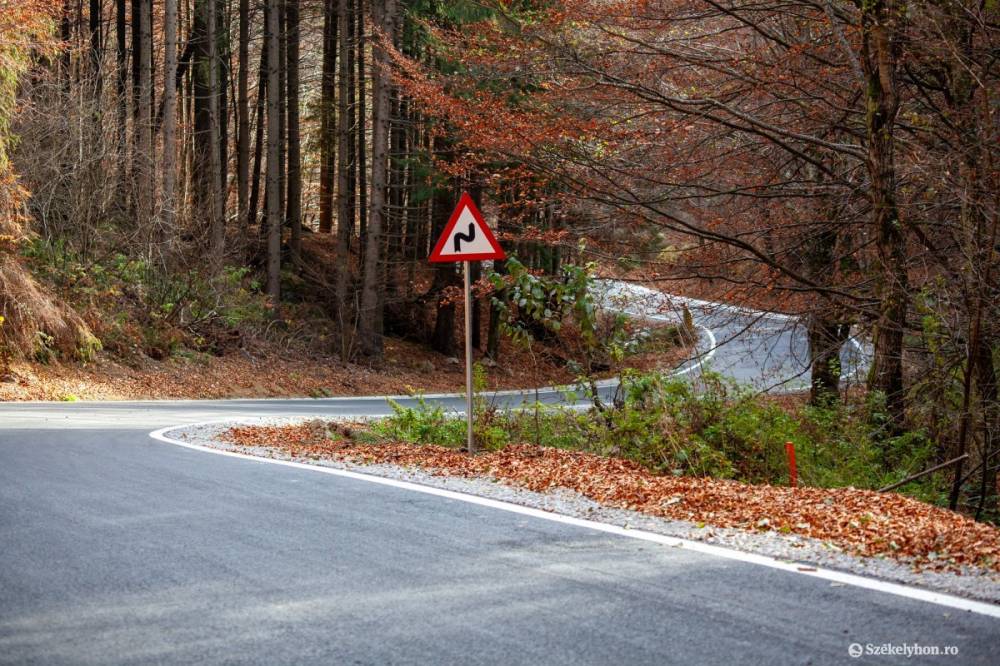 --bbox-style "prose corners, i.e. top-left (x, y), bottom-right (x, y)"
top-left (848, 643), bottom-right (863, 658)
